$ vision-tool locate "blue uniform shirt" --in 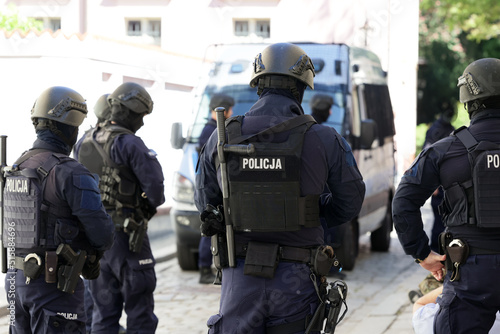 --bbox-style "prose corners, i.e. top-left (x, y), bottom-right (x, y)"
top-left (195, 90), bottom-right (365, 247)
